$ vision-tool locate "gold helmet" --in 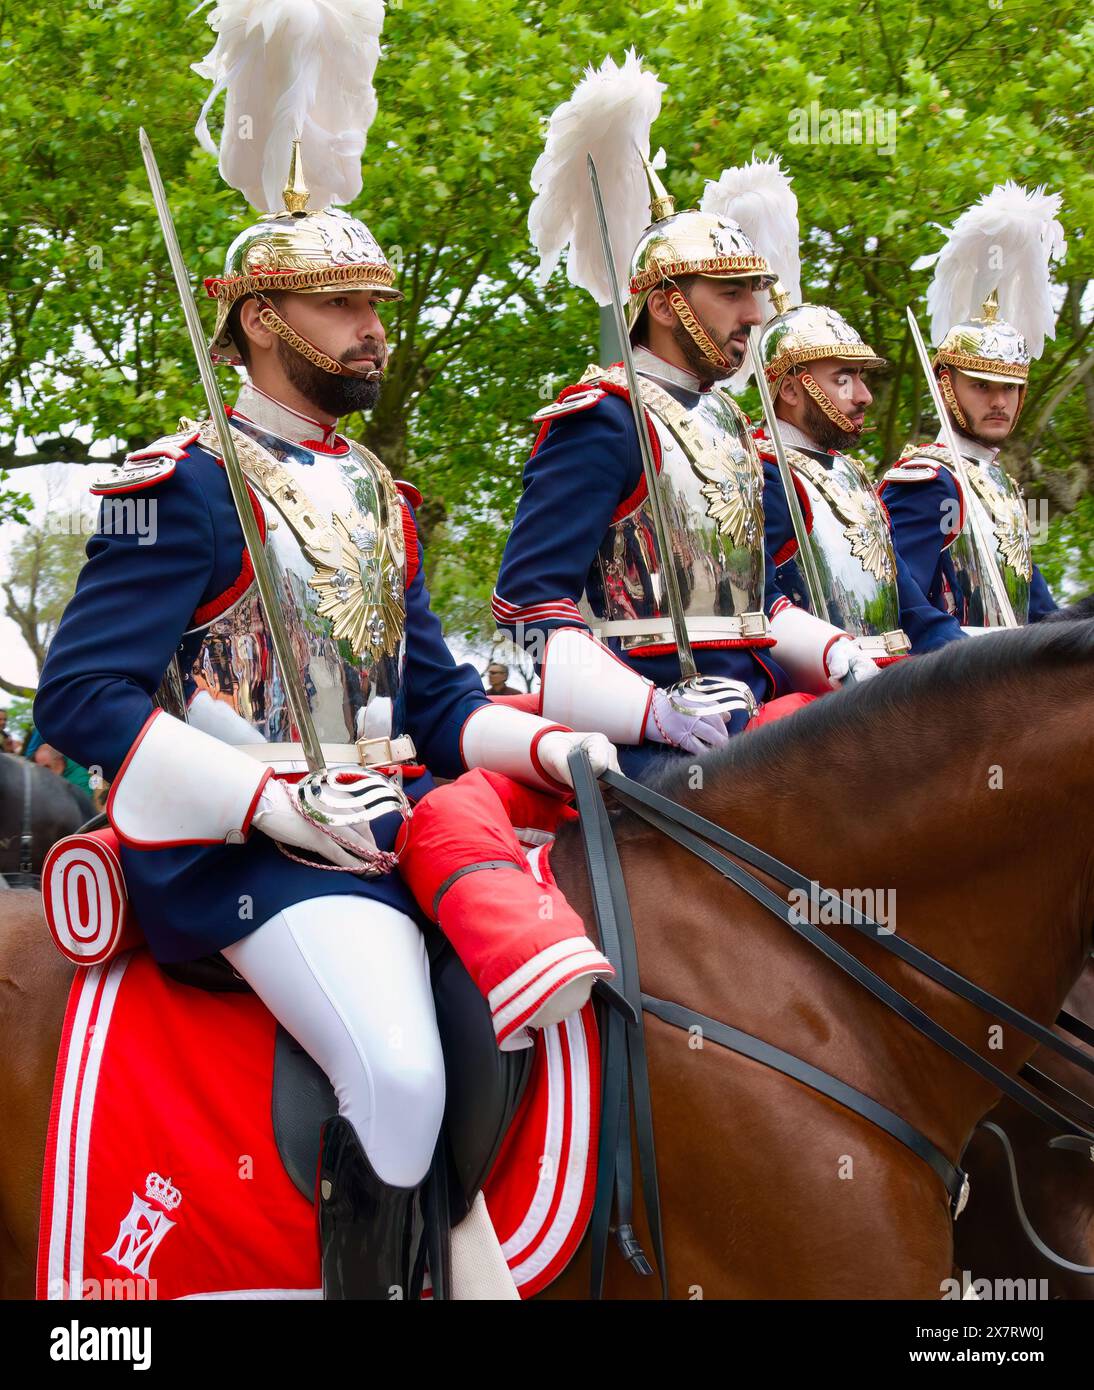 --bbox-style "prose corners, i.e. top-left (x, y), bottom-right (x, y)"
top-left (626, 161), bottom-right (774, 367)
top-left (627, 162), bottom-right (773, 330)
top-left (916, 182), bottom-right (1066, 429)
top-left (204, 148), bottom-right (402, 368)
top-left (758, 287), bottom-right (886, 435)
top-left (194, 0), bottom-right (400, 374)
top-left (932, 292), bottom-right (1029, 386)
